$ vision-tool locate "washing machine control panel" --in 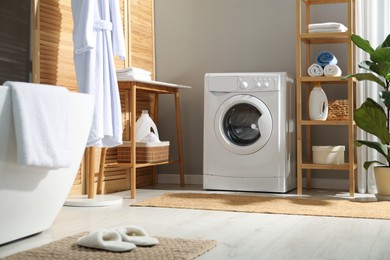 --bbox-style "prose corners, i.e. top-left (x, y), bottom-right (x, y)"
top-left (238, 76), bottom-right (279, 92)
top-left (239, 81), bottom-right (249, 90)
